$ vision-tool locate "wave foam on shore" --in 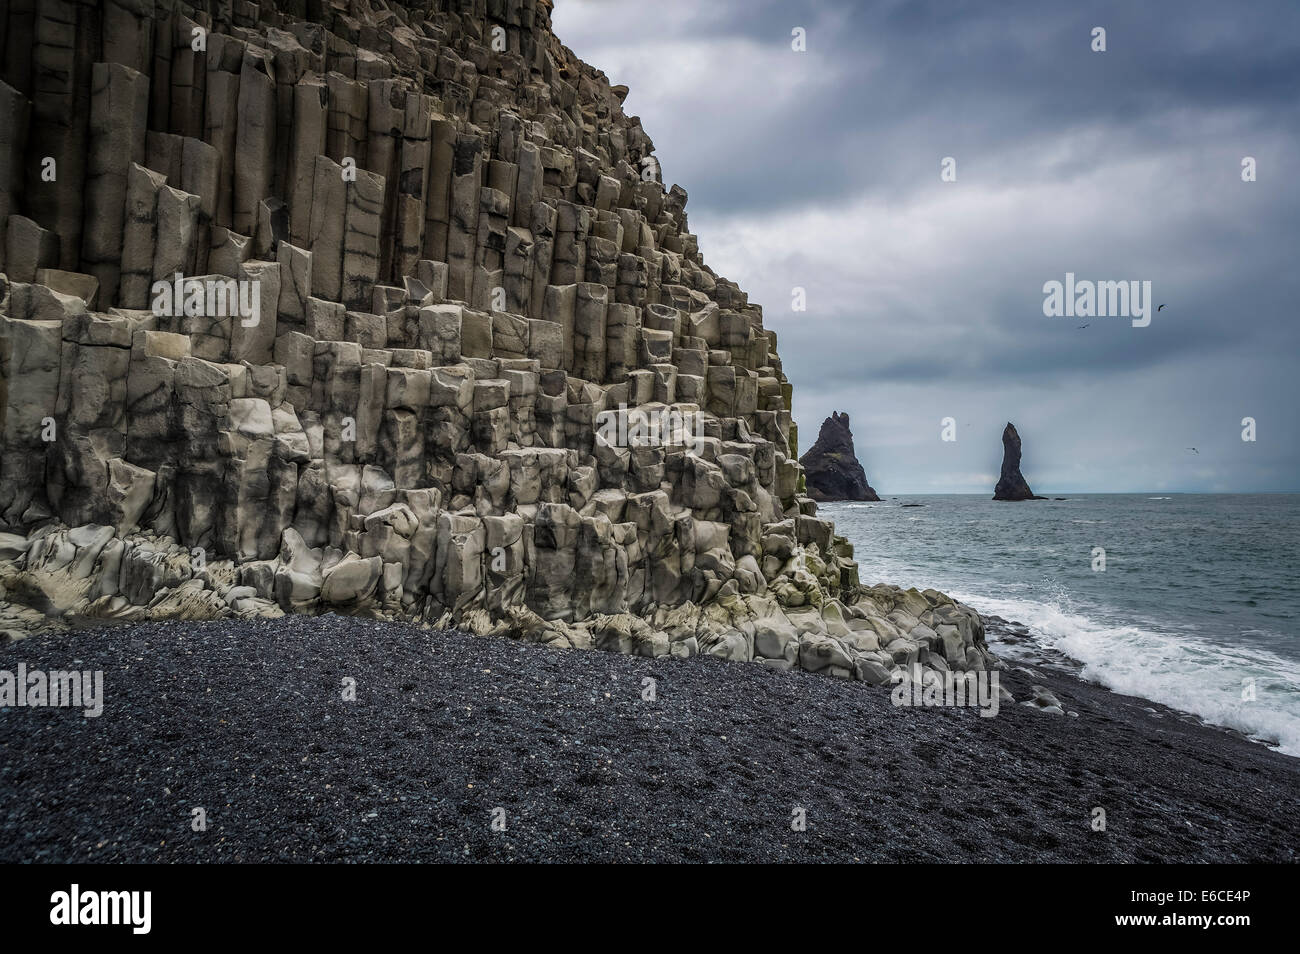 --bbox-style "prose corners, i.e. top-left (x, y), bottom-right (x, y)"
top-left (958, 589), bottom-right (1300, 757)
